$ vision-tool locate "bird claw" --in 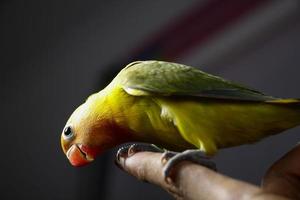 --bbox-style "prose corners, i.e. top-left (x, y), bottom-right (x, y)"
top-left (161, 150), bottom-right (217, 184)
top-left (115, 145), bottom-right (217, 185)
top-left (160, 151), bottom-right (177, 165)
top-left (116, 143), bottom-right (163, 162)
